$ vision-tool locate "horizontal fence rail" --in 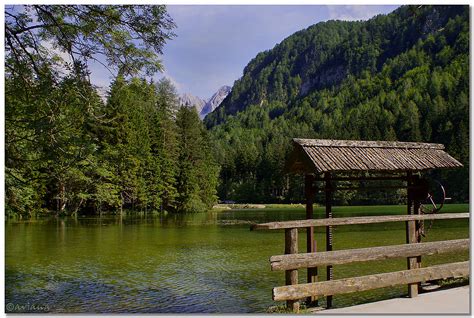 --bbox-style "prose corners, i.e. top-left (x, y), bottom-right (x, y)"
top-left (273, 261), bottom-right (469, 301)
top-left (270, 239), bottom-right (469, 271)
top-left (253, 210), bottom-right (469, 311)
top-left (252, 212), bottom-right (469, 230)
